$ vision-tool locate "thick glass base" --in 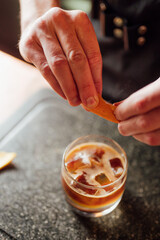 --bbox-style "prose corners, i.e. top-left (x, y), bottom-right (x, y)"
top-left (68, 197), bottom-right (122, 218)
